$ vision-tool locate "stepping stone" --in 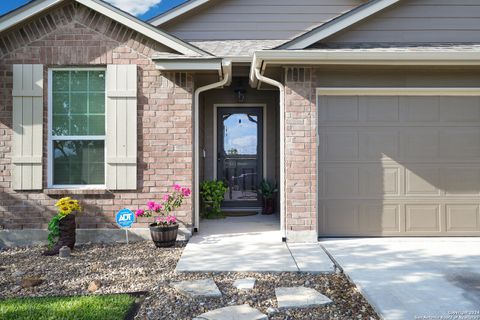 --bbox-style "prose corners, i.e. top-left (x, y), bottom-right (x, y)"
top-left (233, 278), bottom-right (256, 291)
top-left (193, 304), bottom-right (267, 320)
top-left (172, 278), bottom-right (222, 298)
top-left (275, 286), bottom-right (332, 309)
